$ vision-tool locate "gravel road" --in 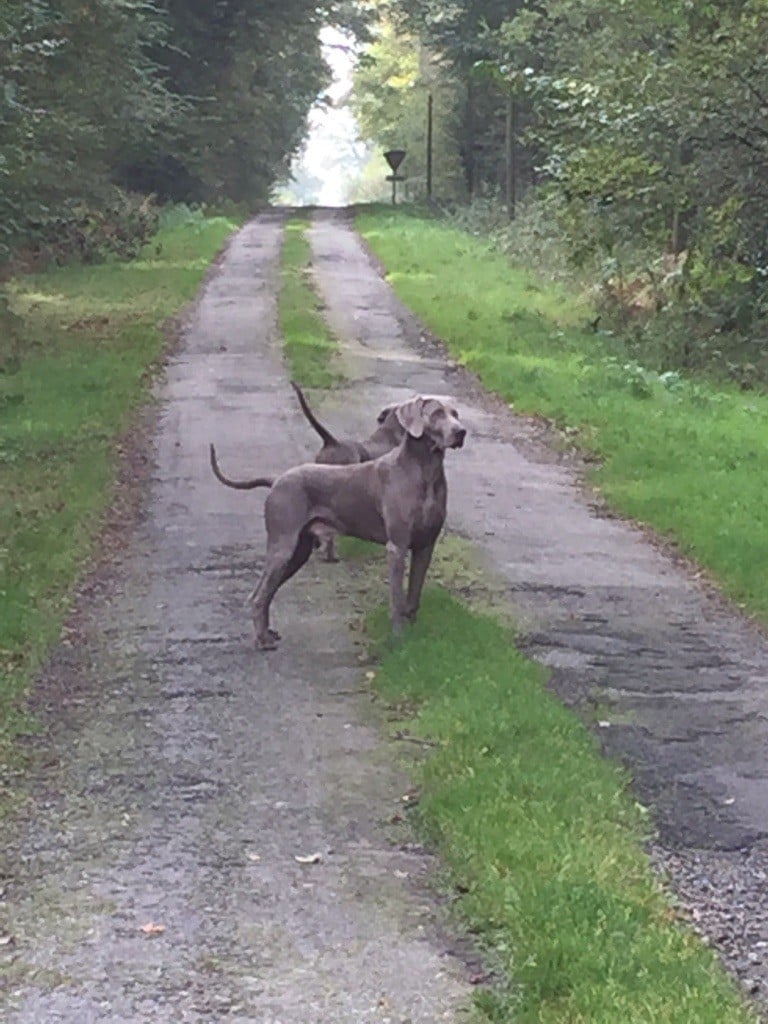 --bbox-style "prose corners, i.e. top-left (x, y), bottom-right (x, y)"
top-left (5, 206), bottom-right (768, 1019)
top-left (1, 213), bottom-right (473, 1023)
